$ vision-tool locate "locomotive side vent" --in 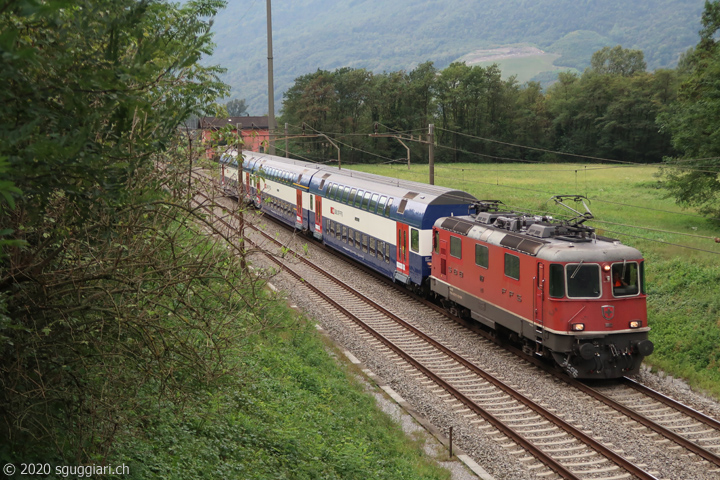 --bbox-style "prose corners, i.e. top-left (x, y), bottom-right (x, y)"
top-left (441, 218), bottom-right (474, 235)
